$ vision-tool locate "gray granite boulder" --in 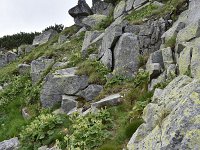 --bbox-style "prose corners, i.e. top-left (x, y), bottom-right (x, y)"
top-left (128, 75), bottom-right (200, 149)
top-left (82, 14), bottom-right (107, 28)
top-left (33, 29), bottom-right (58, 46)
top-left (99, 25), bottom-right (123, 69)
top-left (82, 31), bottom-right (103, 57)
top-left (133, 0), bottom-right (148, 9)
top-left (178, 46), bottom-right (192, 75)
top-left (92, 1), bottom-right (114, 16)
top-left (6, 51), bottom-right (17, 63)
top-left (0, 54), bottom-right (7, 68)
top-left (146, 50), bottom-right (164, 79)
top-left (40, 67), bottom-right (88, 108)
top-left (61, 95), bottom-right (78, 114)
top-left (0, 137), bottom-right (20, 150)
top-left (100, 48), bottom-right (112, 70)
top-left (113, 0), bottom-right (126, 19)
top-left (99, 25), bottom-right (123, 58)
top-left (58, 35), bottom-right (68, 45)
top-left (161, 47), bottom-right (174, 69)
top-left (68, 0), bottom-right (93, 26)
top-left (113, 33), bottom-right (140, 76)
top-left (52, 62), bottom-right (68, 69)
top-left (176, 19), bottom-right (200, 44)
top-left (77, 84), bottom-right (103, 101)
top-left (126, 0), bottom-right (135, 12)
top-left (18, 64), bottom-right (31, 75)
top-left (25, 45), bottom-right (35, 54)
top-left (91, 93), bottom-right (122, 108)
top-left (31, 57), bottom-right (54, 83)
